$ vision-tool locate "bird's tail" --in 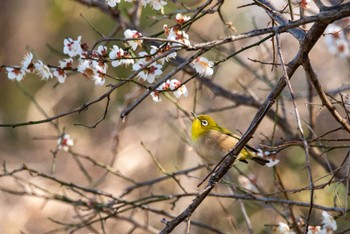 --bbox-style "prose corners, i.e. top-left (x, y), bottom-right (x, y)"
top-left (250, 156), bottom-right (270, 166)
